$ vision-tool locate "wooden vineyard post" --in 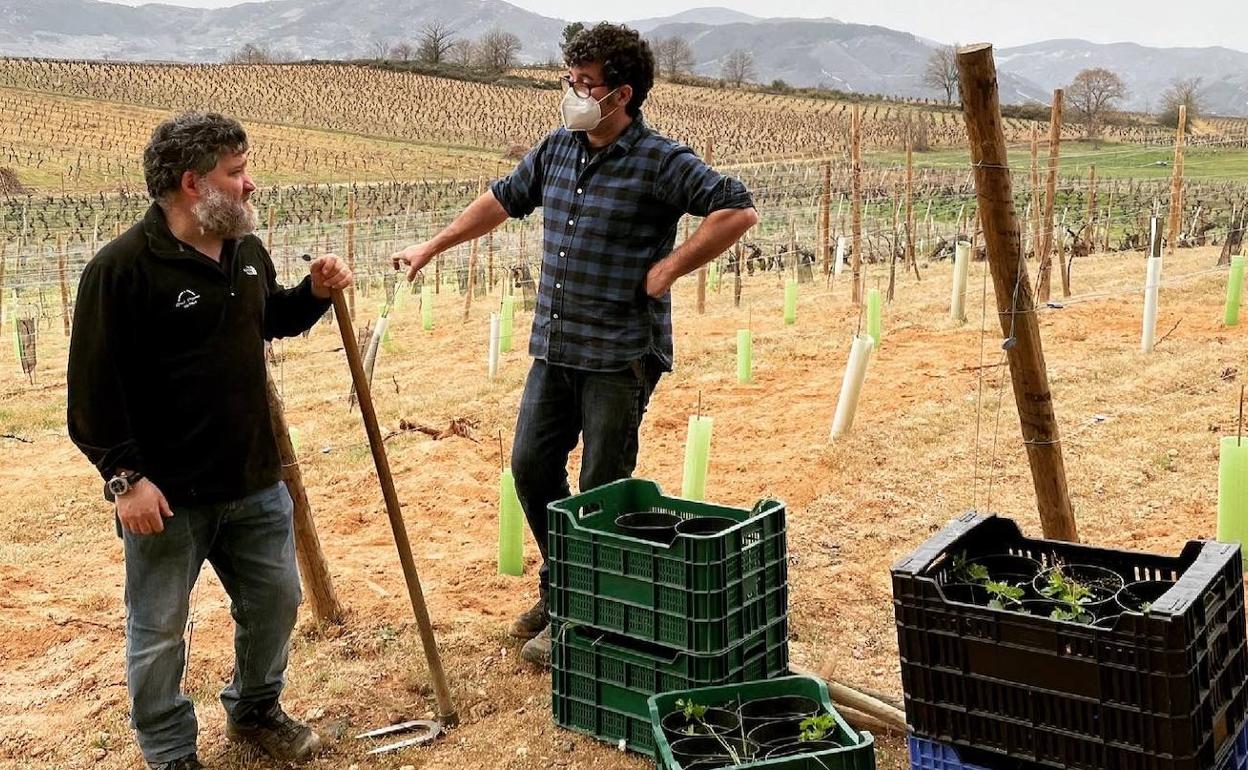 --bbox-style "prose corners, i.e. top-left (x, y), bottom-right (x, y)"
top-left (0, 243), bottom-right (5, 341)
top-left (57, 235), bottom-right (70, 337)
top-left (486, 229), bottom-right (495, 291)
top-left (1037, 89), bottom-right (1063, 302)
top-left (1029, 125), bottom-right (1040, 258)
top-left (956, 43), bottom-right (1079, 543)
top-left (906, 127), bottom-right (917, 280)
top-left (463, 180), bottom-right (483, 320)
top-left (266, 205), bottom-right (276, 256)
top-left (346, 190), bottom-right (356, 320)
top-left (733, 241), bottom-right (743, 309)
top-left (1168, 104), bottom-right (1186, 255)
top-left (821, 161), bottom-right (832, 276)
top-left (851, 104), bottom-right (863, 305)
top-left (695, 140), bottom-right (715, 314)
top-left (265, 374), bottom-right (346, 624)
